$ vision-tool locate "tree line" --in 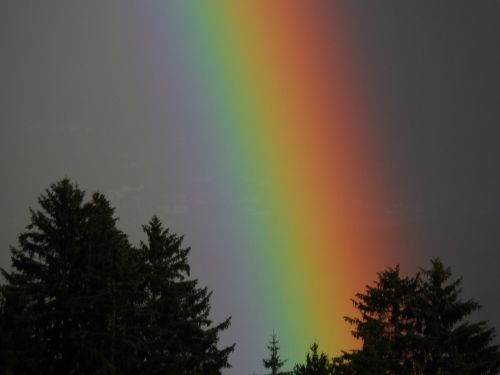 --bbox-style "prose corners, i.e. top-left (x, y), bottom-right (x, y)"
top-left (263, 261), bottom-right (500, 374)
top-left (1, 179), bottom-right (499, 374)
top-left (0, 179), bottom-right (233, 374)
